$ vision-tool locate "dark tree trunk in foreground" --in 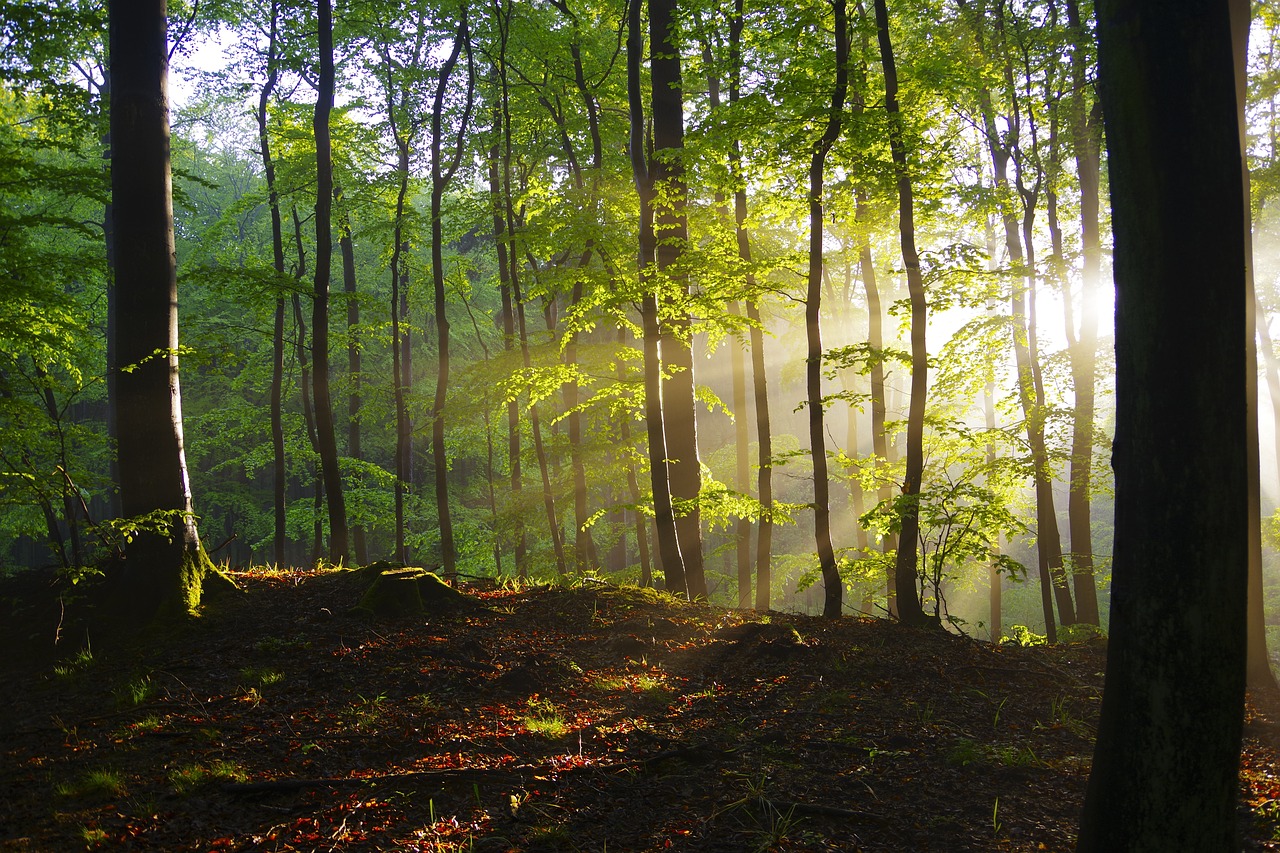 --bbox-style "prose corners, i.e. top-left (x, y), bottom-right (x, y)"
top-left (806, 0), bottom-right (848, 619)
top-left (1077, 4), bottom-right (1247, 848)
top-left (874, 0), bottom-right (926, 627)
top-left (312, 0), bottom-right (349, 563)
top-left (109, 0), bottom-right (209, 619)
